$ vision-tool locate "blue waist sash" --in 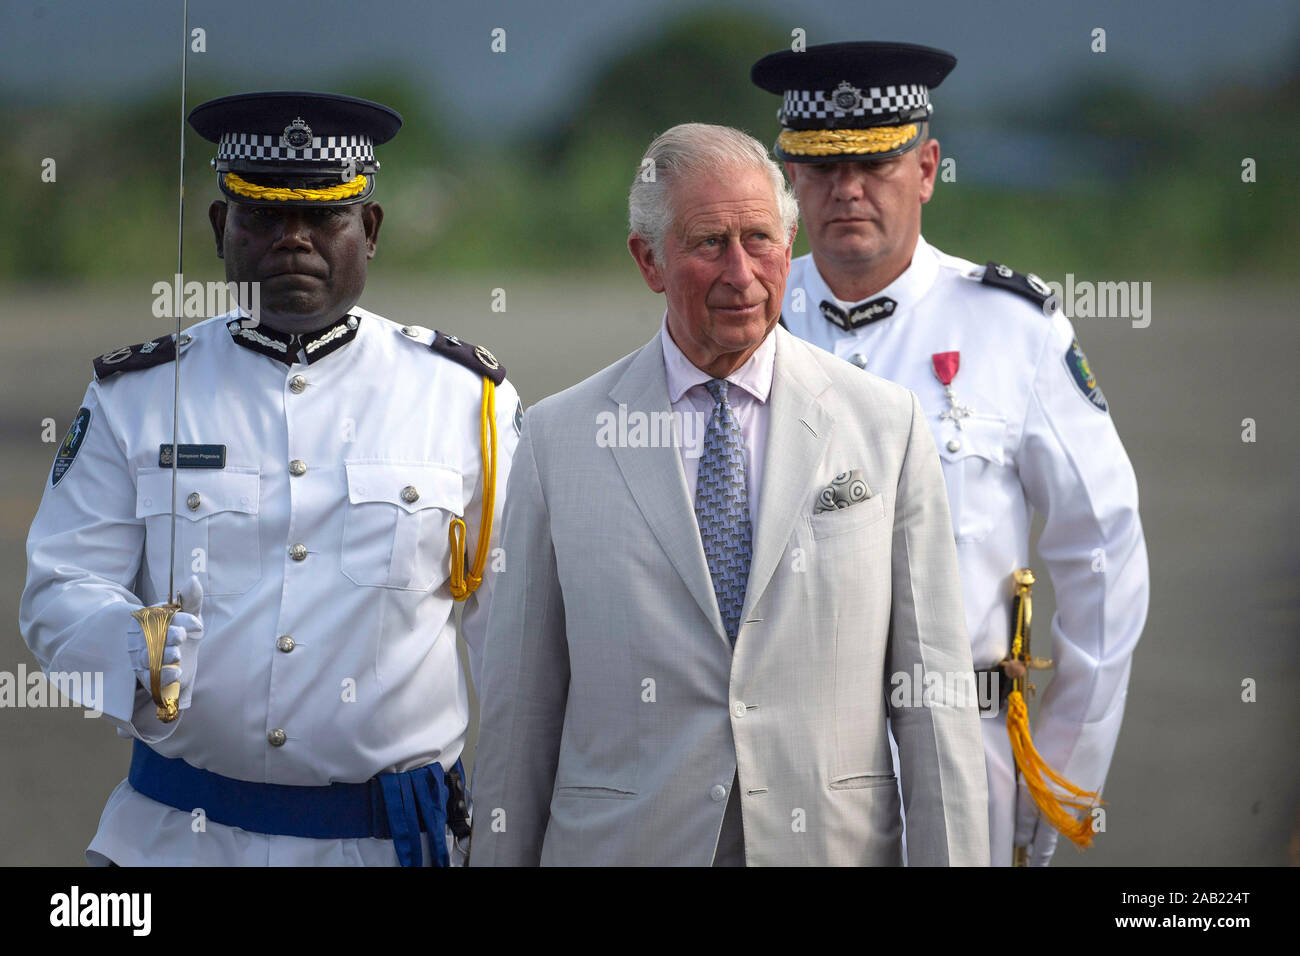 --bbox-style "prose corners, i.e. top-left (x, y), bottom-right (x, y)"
top-left (128, 739), bottom-right (462, 867)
